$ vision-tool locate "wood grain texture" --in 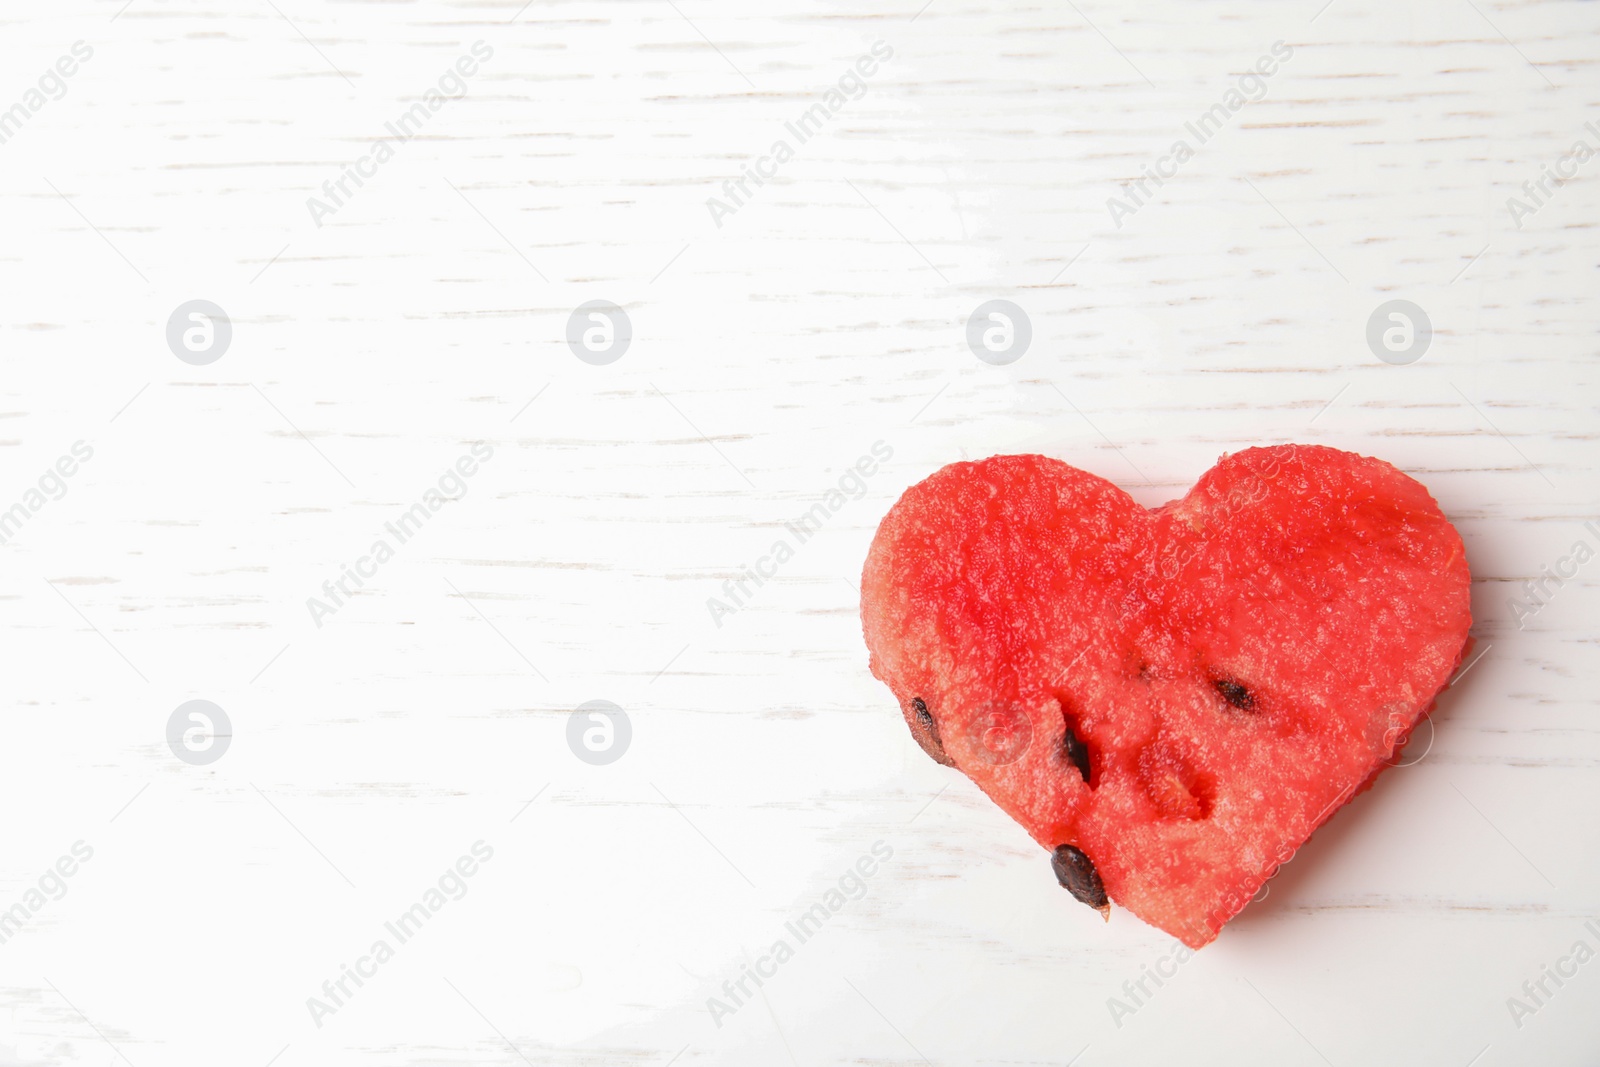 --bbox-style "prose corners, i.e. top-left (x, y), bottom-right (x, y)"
top-left (0, 0), bottom-right (1597, 1064)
